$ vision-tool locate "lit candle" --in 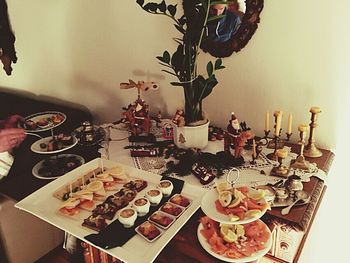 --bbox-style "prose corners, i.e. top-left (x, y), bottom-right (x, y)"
top-left (310, 106), bottom-right (321, 114)
top-left (265, 111), bottom-right (269, 131)
top-left (287, 113), bottom-right (293, 134)
top-left (252, 139), bottom-right (257, 158)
